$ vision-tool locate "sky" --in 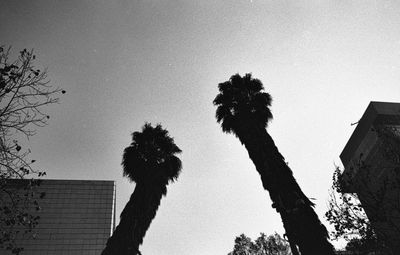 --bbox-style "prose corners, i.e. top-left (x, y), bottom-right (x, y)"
top-left (2, 0), bottom-right (400, 254)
